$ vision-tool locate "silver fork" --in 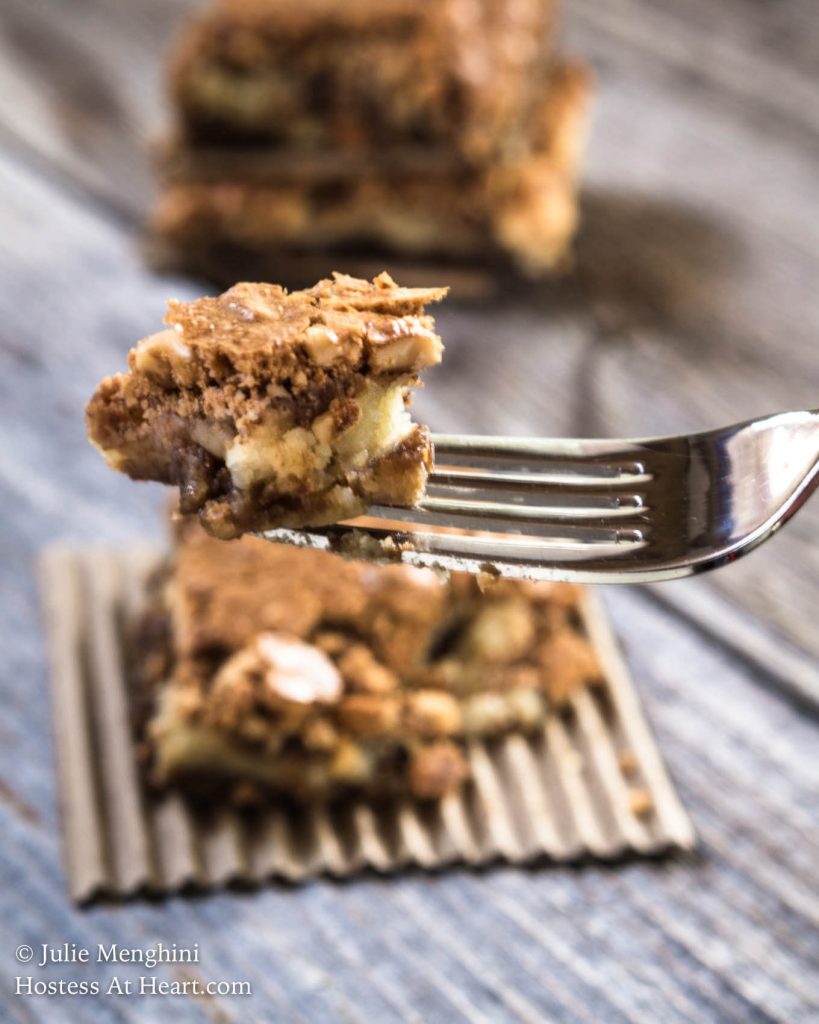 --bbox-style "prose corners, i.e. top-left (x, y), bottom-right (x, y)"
top-left (263, 408), bottom-right (819, 583)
